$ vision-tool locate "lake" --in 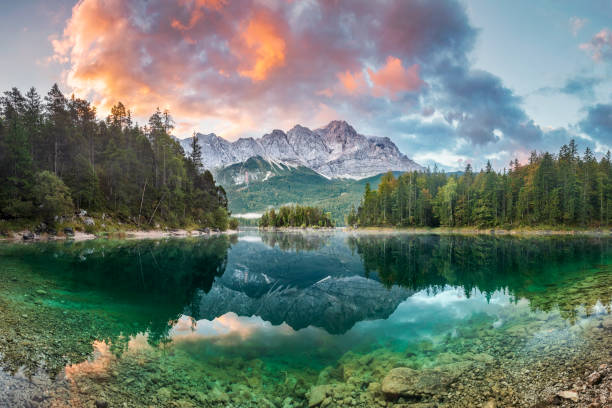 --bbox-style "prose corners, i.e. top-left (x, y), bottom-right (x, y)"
top-left (0, 230), bottom-right (611, 407)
